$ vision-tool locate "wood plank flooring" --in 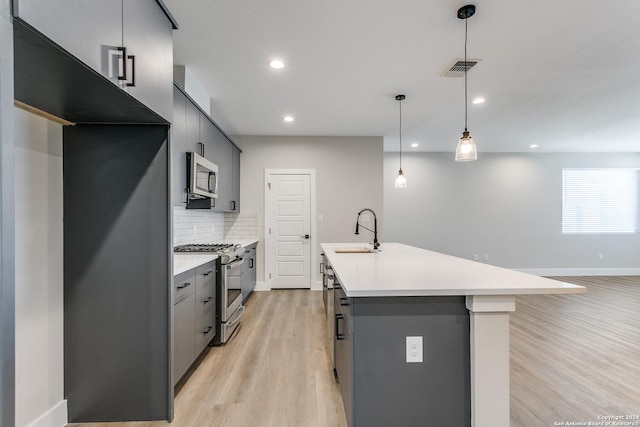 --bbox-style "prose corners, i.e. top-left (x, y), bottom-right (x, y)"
top-left (68, 276), bottom-right (640, 427)
top-left (69, 290), bottom-right (348, 427)
top-left (510, 276), bottom-right (640, 427)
